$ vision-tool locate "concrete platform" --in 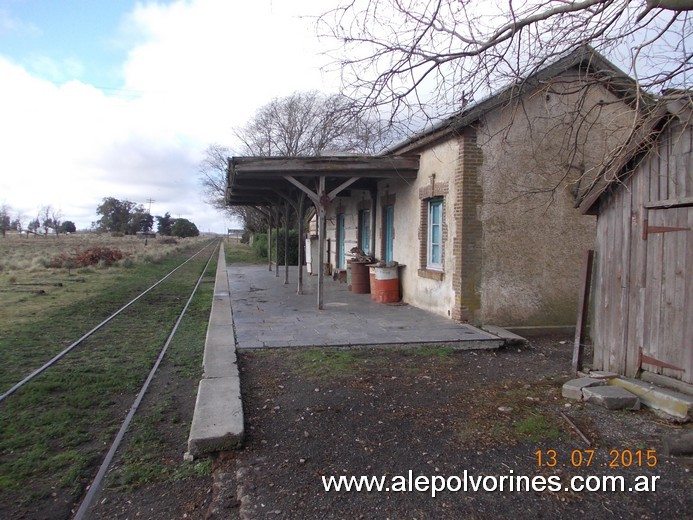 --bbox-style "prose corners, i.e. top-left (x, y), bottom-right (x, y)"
top-left (228, 264), bottom-right (504, 350)
top-left (188, 255), bottom-right (519, 457)
top-left (188, 245), bottom-right (244, 457)
top-left (481, 325), bottom-right (527, 345)
top-left (188, 377), bottom-right (243, 456)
